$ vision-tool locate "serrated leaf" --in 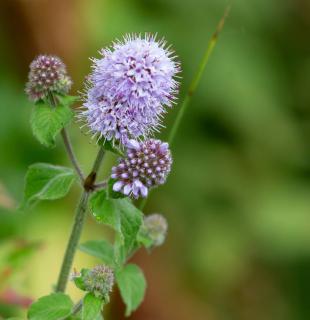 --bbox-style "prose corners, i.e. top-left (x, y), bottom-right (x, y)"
top-left (116, 264), bottom-right (146, 316)
top-left (79, 240), bottom-right (115, 266)
top-left (89, 190), bottom-right (121, 233)
top-left (89, 190), bottom-right (143, 263)
top-left (28, 293), bottom-right (73, 320)
top-left (116, 200), bottom-right (143, 262)
top-left (82, 293), bottom-right (103, 320)
top-left (21, 163), bottom-right (75, 209)
top-left (31, 102), bottom-right (73, 147)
